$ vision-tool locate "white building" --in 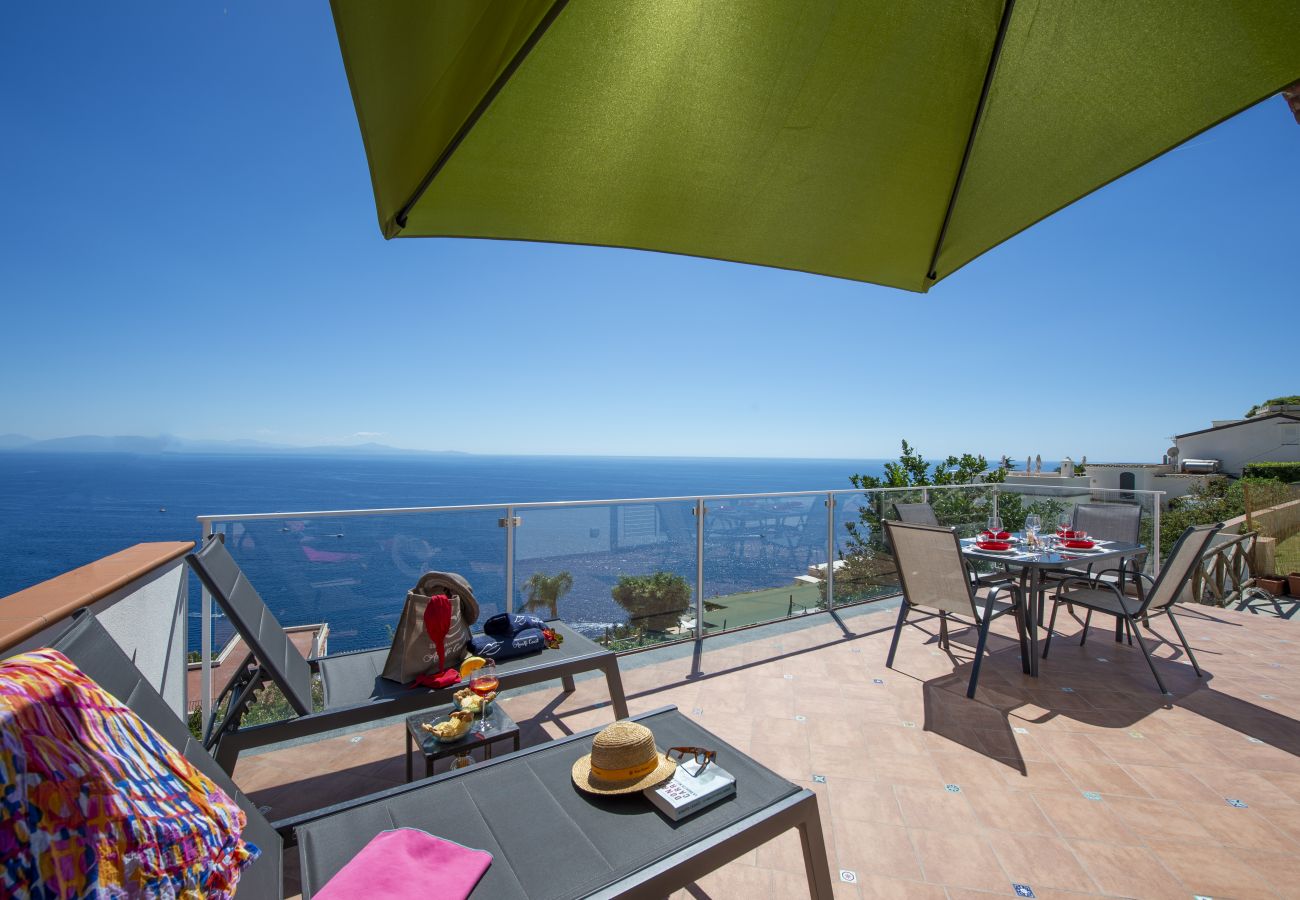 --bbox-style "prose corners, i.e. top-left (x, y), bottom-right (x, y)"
top-left (1175, 412), bottom-right (1300, 477)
